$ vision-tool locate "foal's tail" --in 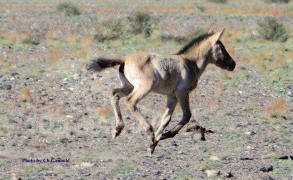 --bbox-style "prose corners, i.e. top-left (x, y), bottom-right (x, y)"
top-left (87, 58), bottom-right (124, 72)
